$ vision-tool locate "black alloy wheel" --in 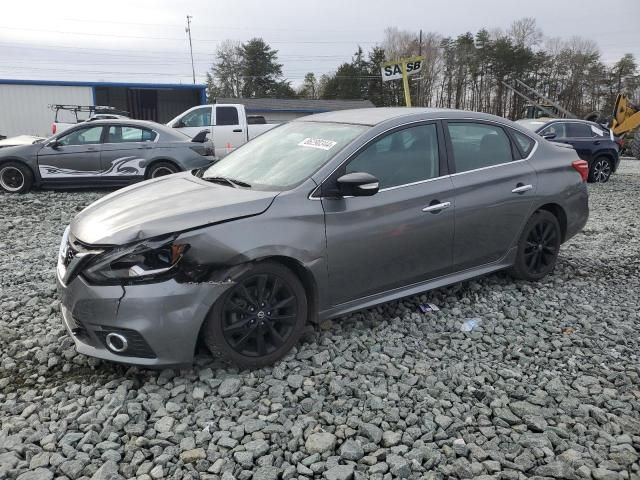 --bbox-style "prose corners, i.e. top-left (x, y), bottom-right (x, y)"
top-left (222, 274), bottom-right (298, 357)
top-left (0, 162), bottom-right (33, 193)
top-left (203, 262), bottom-right (307, 368)
top-left (510, 210), bottom-right (561, 281)
top-left (588, 157), bottom-right (612, 183)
